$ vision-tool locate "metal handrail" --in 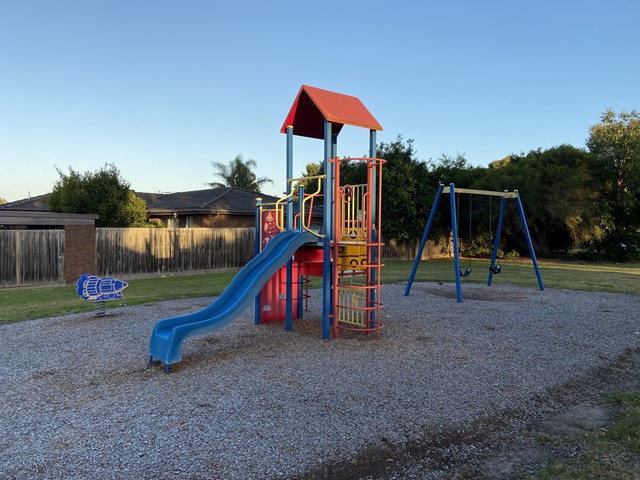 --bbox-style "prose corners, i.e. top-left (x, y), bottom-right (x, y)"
top-left (301, 176), bottom-right (325, 237)
top-left (274, 190), bottom-right (296, 231)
